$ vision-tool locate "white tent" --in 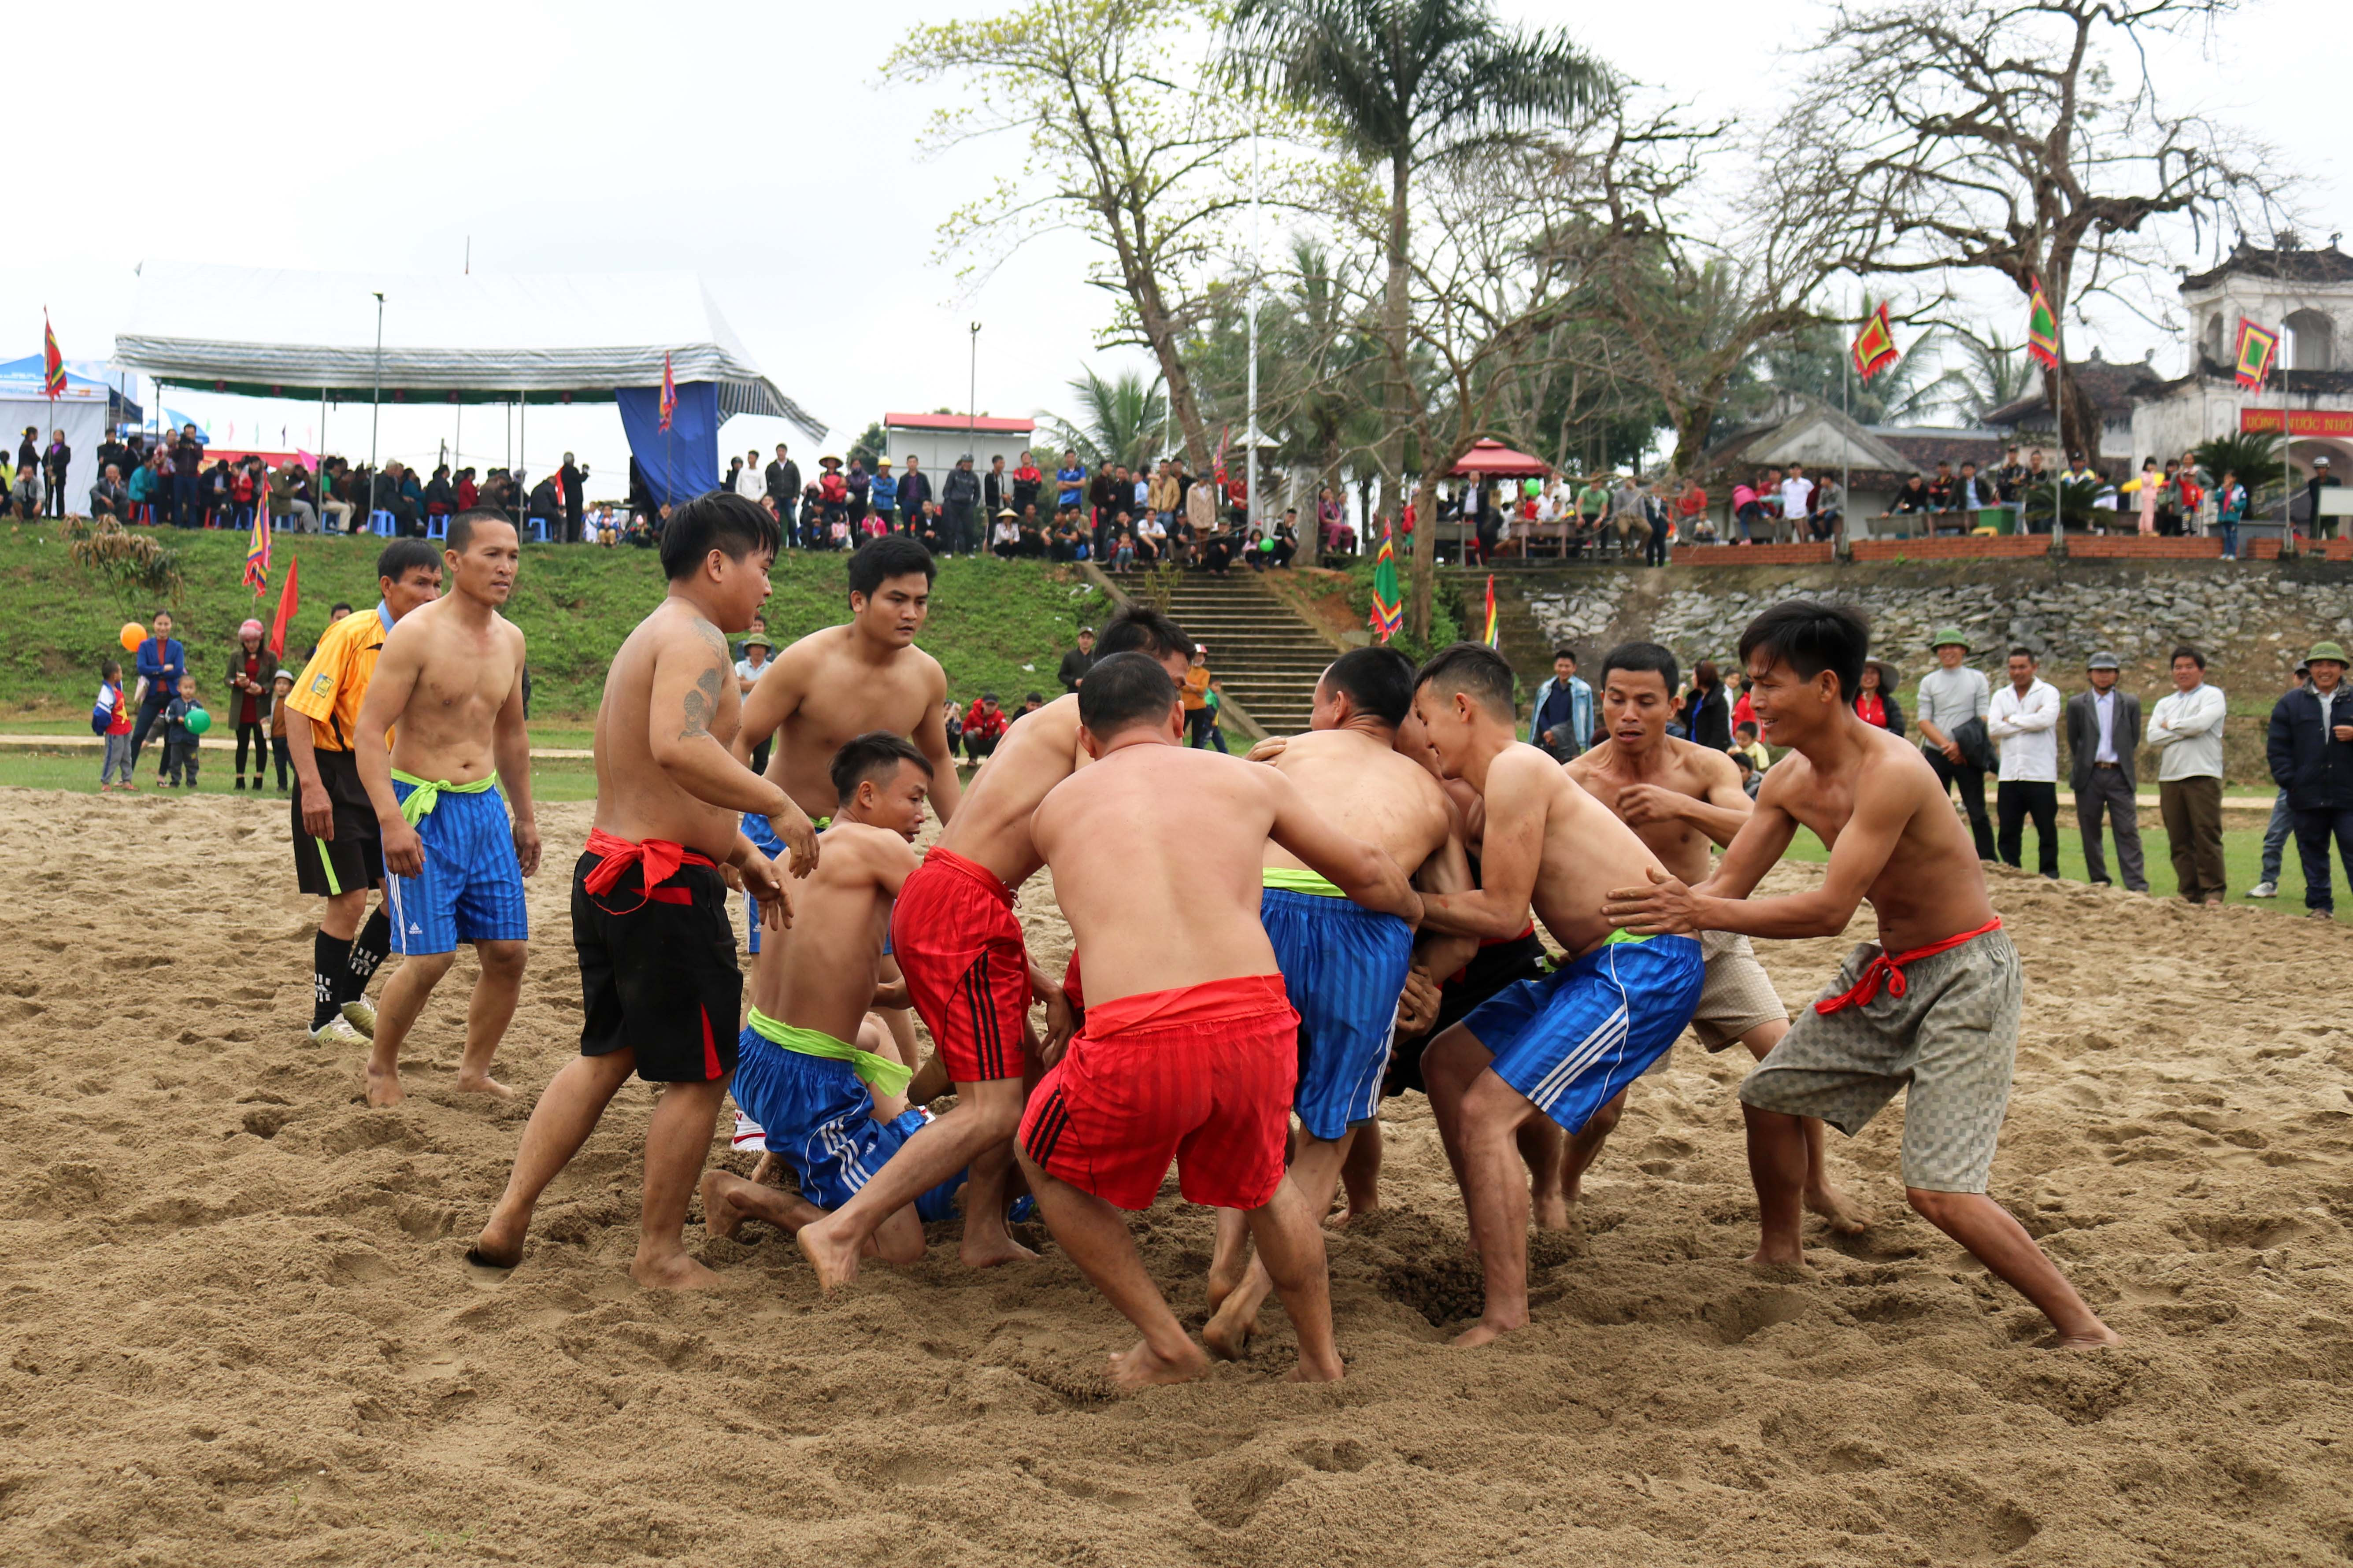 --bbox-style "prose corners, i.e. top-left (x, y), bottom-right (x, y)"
top-left (111, 260), bottom-right (823, 439)
top-left (0, 358), bottom-right (142, 515)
